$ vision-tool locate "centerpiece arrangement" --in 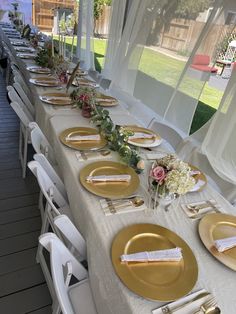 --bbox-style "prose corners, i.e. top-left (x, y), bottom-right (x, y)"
top-left (70, 88), bottom-right (144, 173)
top-left (149, 154), bottom-right (195, 209)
